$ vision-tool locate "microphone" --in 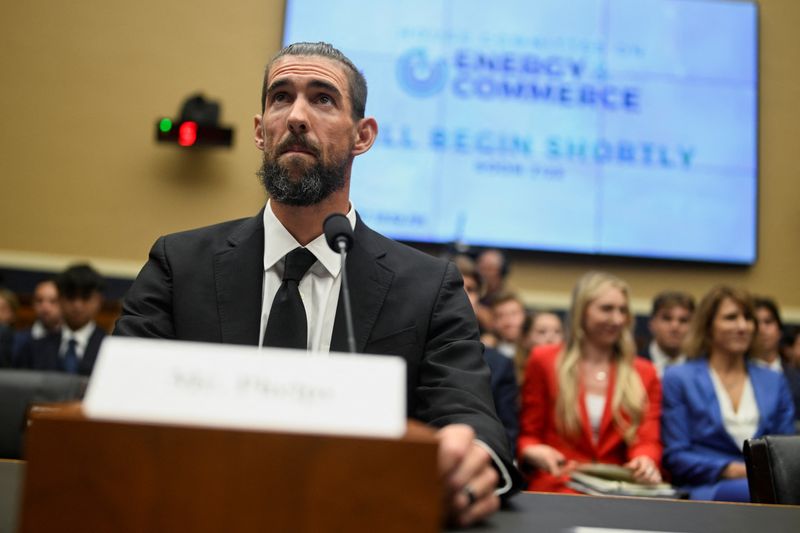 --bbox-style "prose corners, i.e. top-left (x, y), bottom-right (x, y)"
top-left (323, 213), bottom-right (357, 354)
top-left (324, 213), bottom-right (354, 254)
